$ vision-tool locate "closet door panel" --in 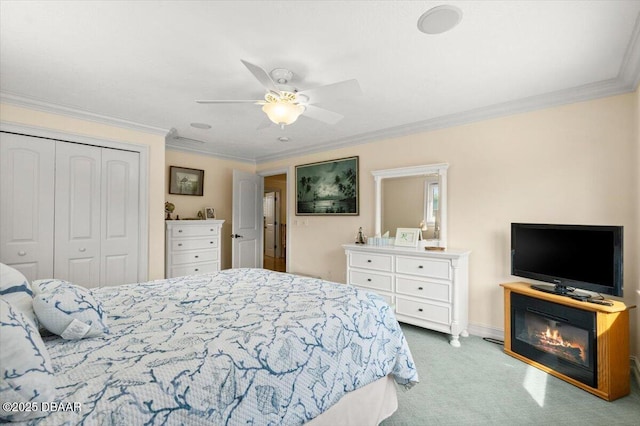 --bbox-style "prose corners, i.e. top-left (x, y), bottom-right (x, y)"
top-left (55, 142), bottom-right (101, 288)
top-left (0, 133), bottom-right (55, 281)
top-left (101, 149), bottom-right (139, 286)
